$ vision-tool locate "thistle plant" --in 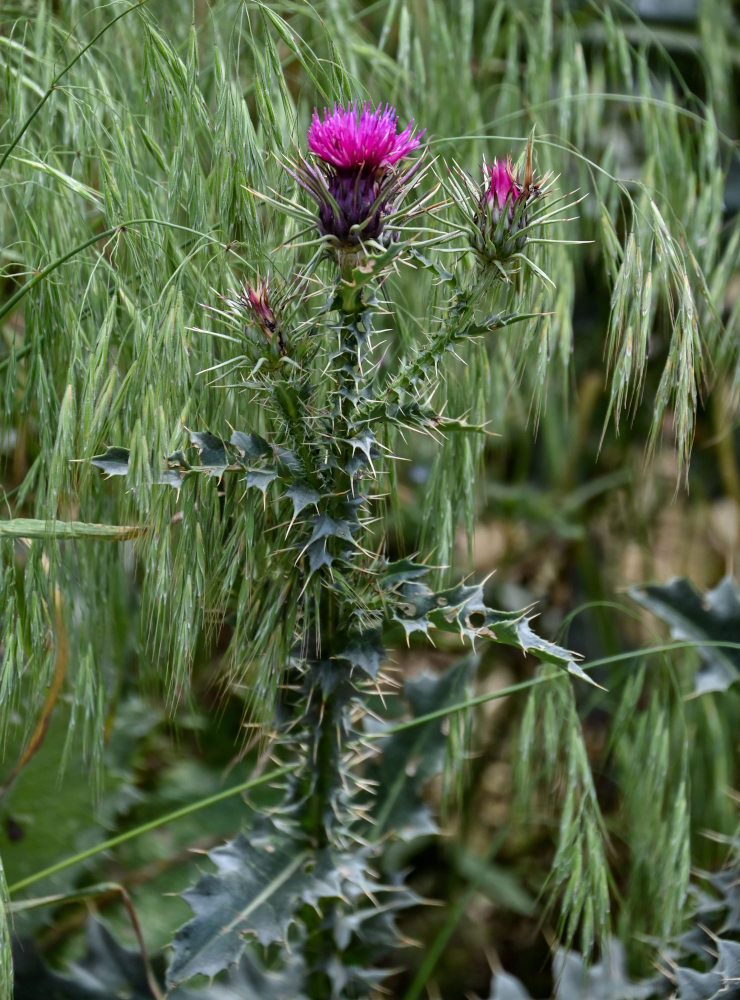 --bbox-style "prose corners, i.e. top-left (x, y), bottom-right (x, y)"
top-left (3, 4), bottom-right (739, 999)
top-left (80, 102), bottom-right (585, 996)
